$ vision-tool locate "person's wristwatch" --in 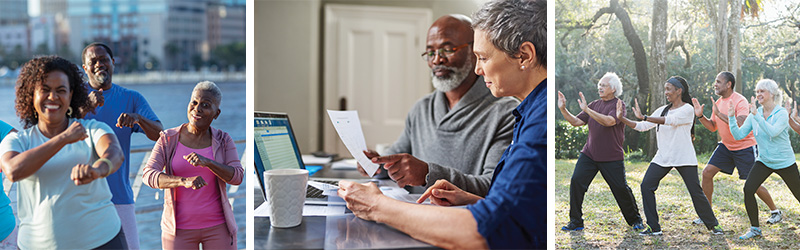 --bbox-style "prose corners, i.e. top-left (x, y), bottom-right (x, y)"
top-left (643, 115), bottom-right (648, 121)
